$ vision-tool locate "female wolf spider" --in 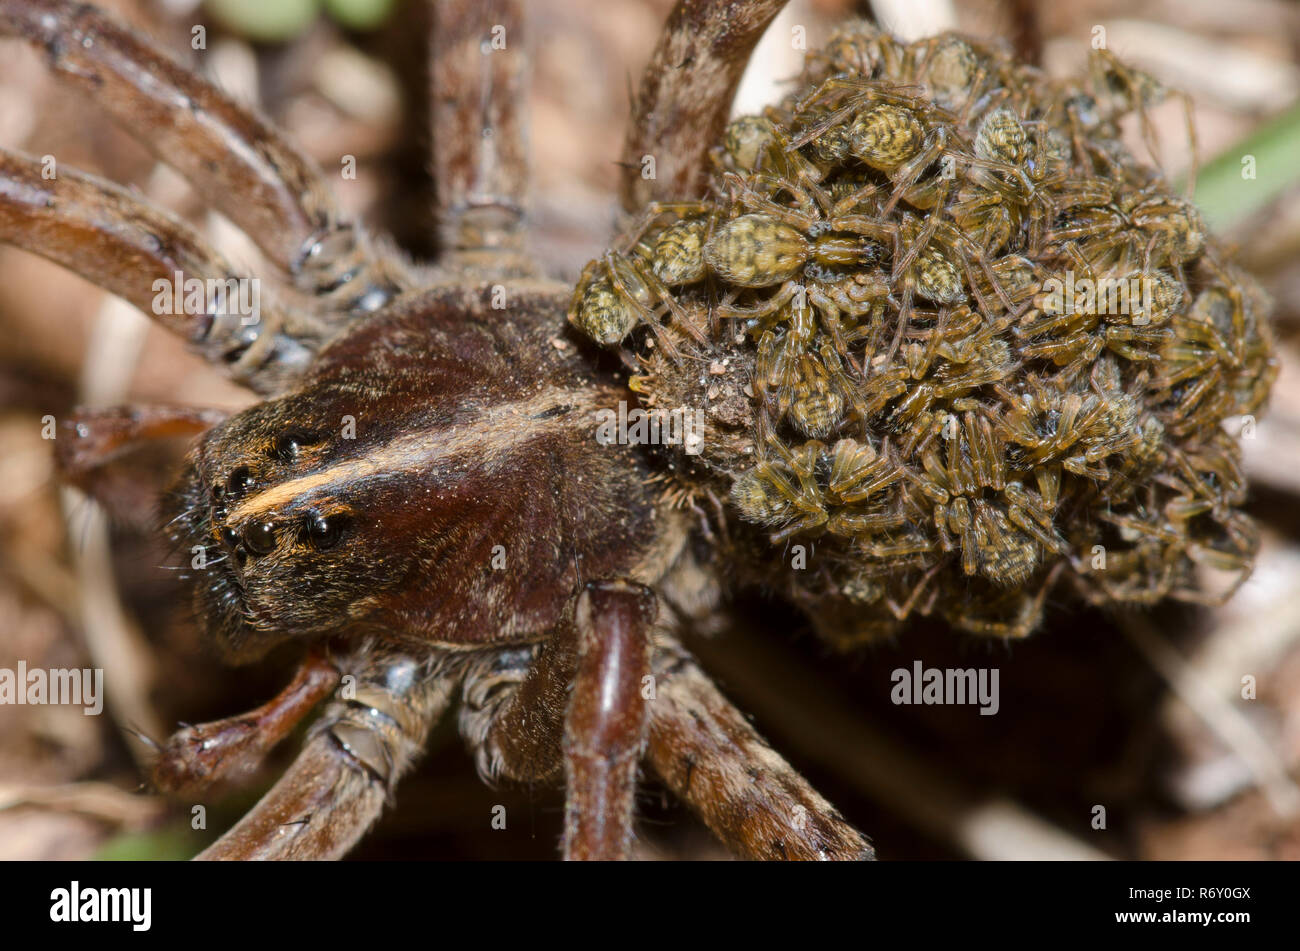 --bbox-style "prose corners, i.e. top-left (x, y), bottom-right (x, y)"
top-left (1, 0), bottom-right (874, 859)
